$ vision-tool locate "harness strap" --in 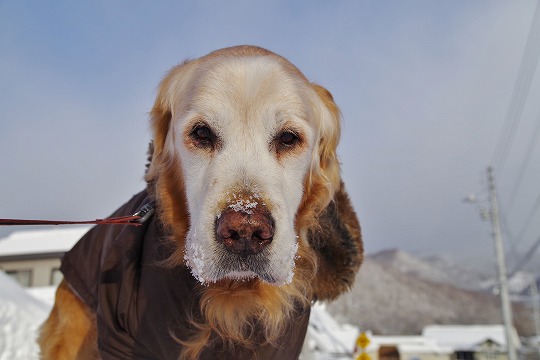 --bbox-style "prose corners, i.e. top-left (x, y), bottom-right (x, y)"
top-left (0, 201), bottom-right (155, 227)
